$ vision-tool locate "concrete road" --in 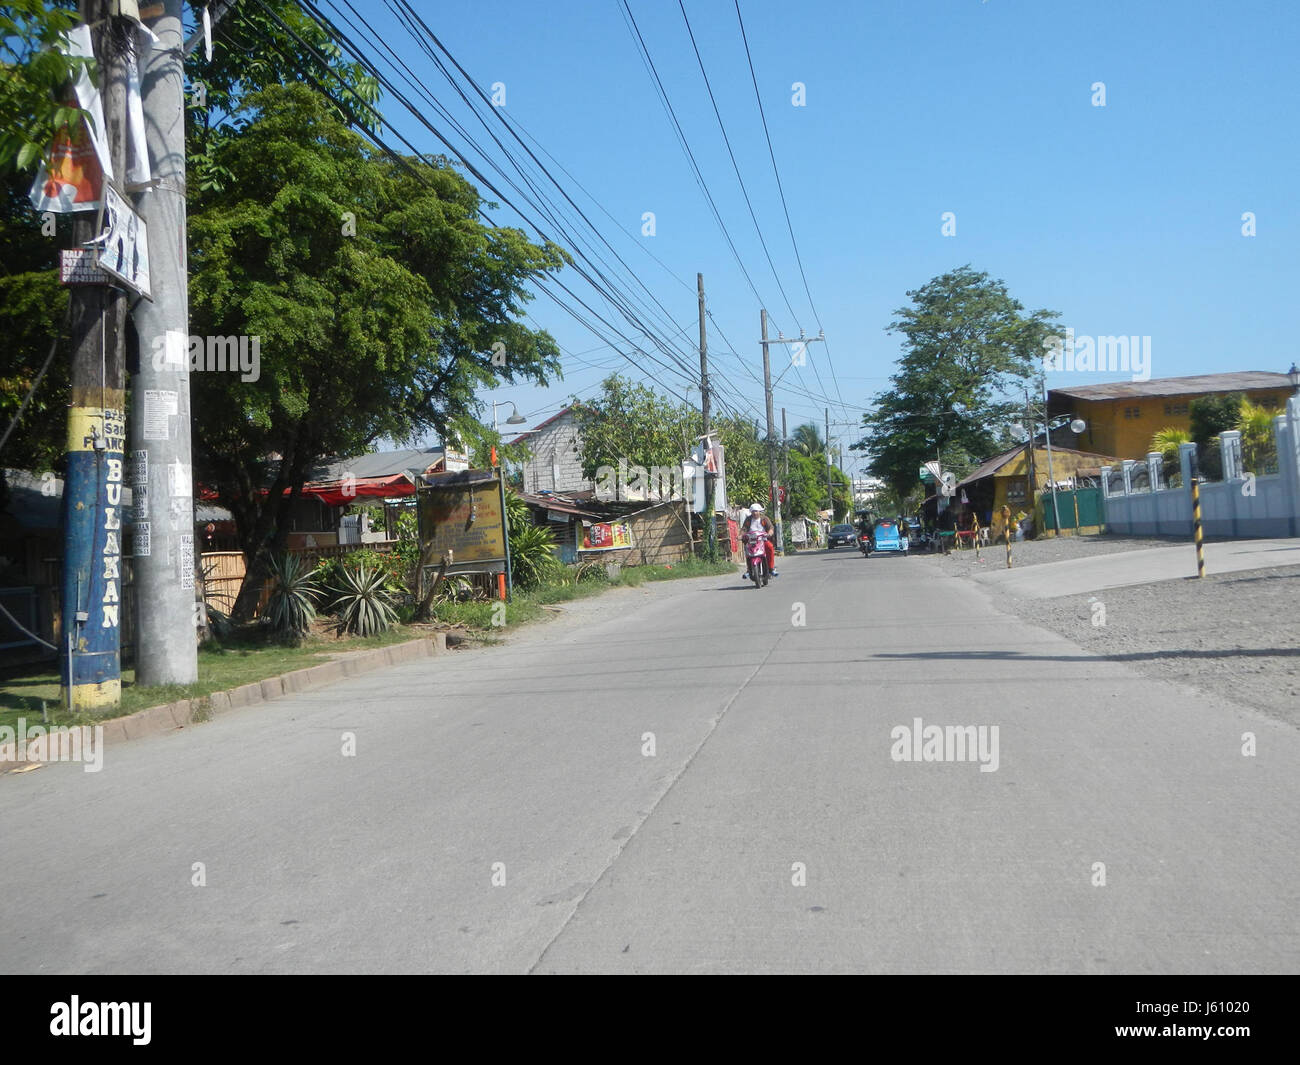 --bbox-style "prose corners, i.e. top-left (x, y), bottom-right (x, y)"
top-left (973, 537), bottom-right (1300, 599)
top-left (1, 548), bottom-right (1295, 974)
